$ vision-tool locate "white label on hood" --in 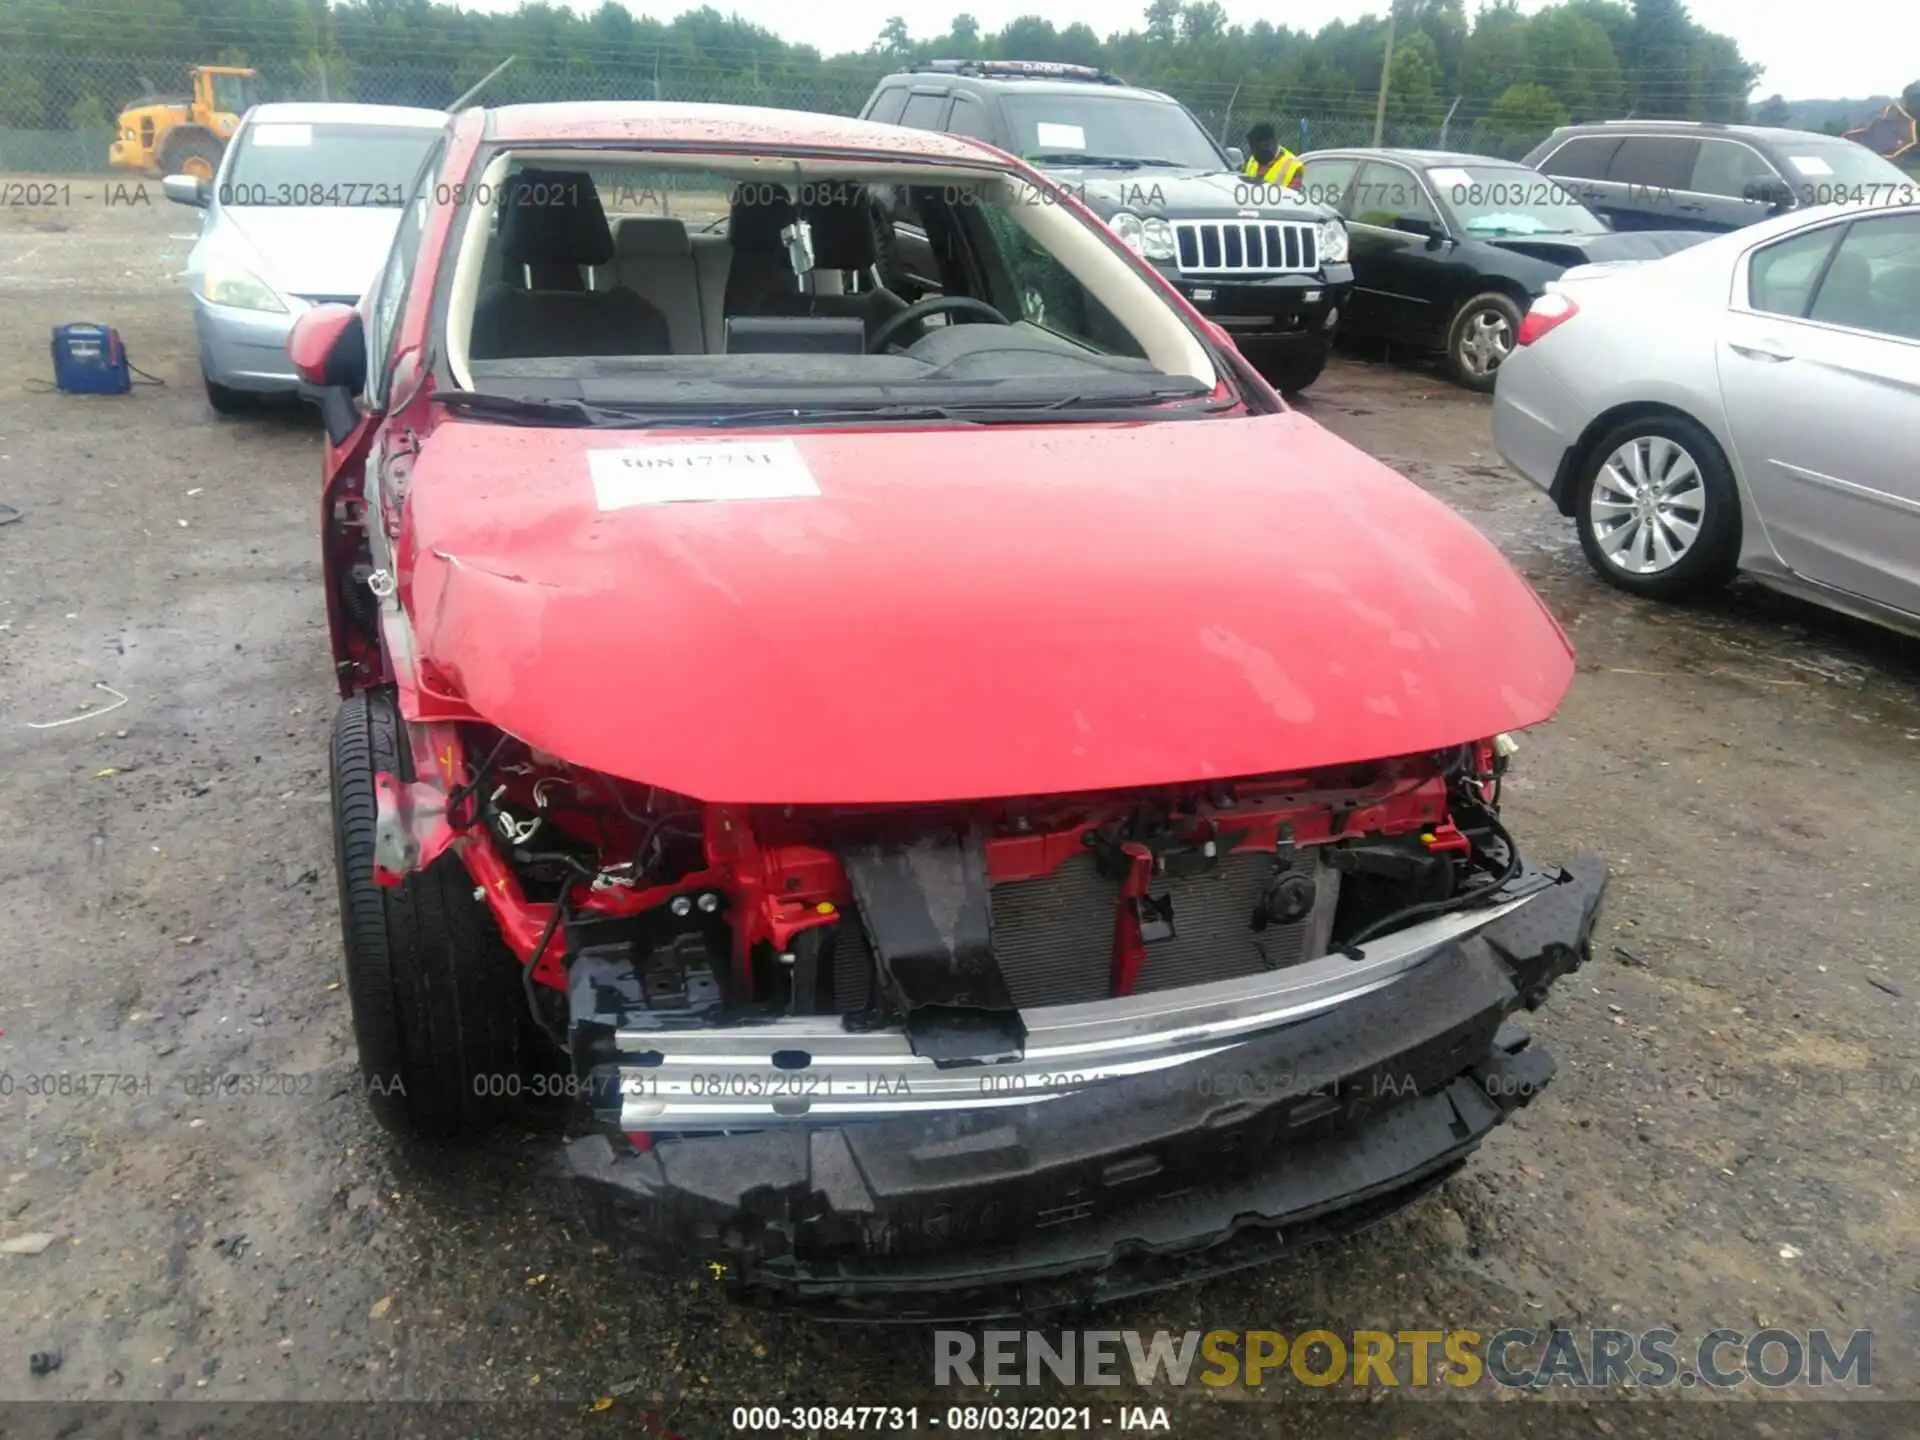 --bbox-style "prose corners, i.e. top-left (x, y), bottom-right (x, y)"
top-left (1787, 155), bottom-right (1834, 176)
top-left (251, 123), bottom-right (313, 147)
top-left (589, 439), bottom-right (820, 508)
top-left (1034, 122), bottom-right (1086, 150)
